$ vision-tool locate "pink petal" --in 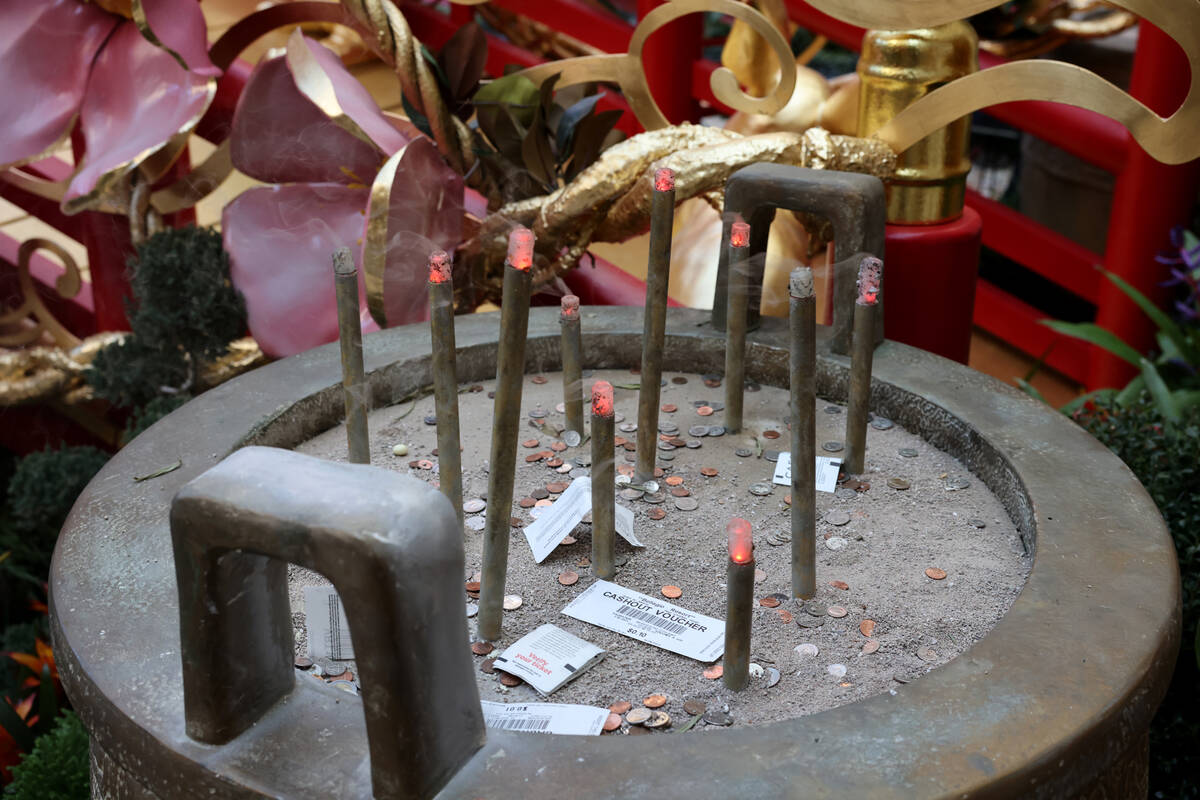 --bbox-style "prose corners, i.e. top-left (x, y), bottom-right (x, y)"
top-left (230, 55), bottom-right (389, 186)
top-left (0, 0), bottom-right (116, 167)
top-left (464, 187), bottom-right (489, 220)
top-left (295, 34), bottom-right (411, 156)
top-left (371, 137), bottom-right (464, 327)
top-left (64, 22), bottom-right (213, 211)
top-left (222, 183), bottom-right (376, 358)
top-left (138, 0), bottom-right (220, 77)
